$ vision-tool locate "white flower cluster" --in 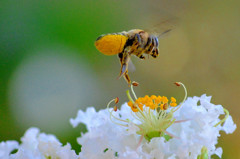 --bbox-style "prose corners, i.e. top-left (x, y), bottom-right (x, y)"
top-left (0, 128), bottom-right (79, 159)
top-left (70, 94), bottom-right (236, 159)
top-left (0, 95), bottom-right (236, 159)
